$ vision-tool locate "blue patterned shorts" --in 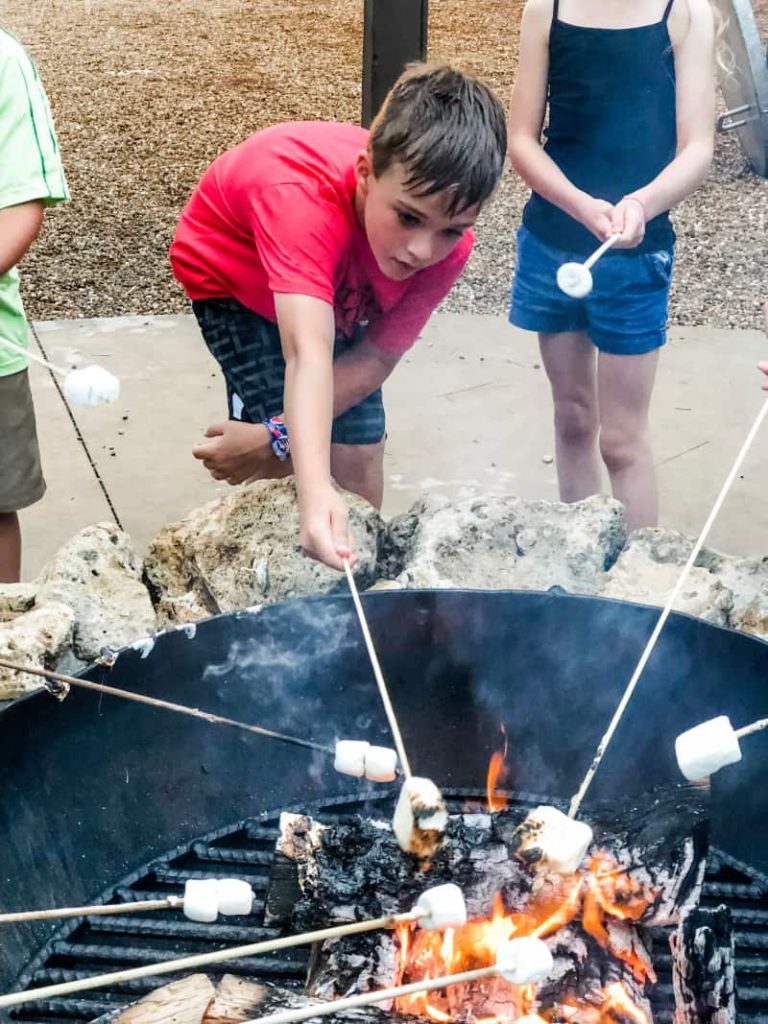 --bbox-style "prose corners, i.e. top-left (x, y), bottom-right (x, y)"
top-left (509, 225), bottom-right (675, 355)
top-left (192, 298), bottom-right (385, 445)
